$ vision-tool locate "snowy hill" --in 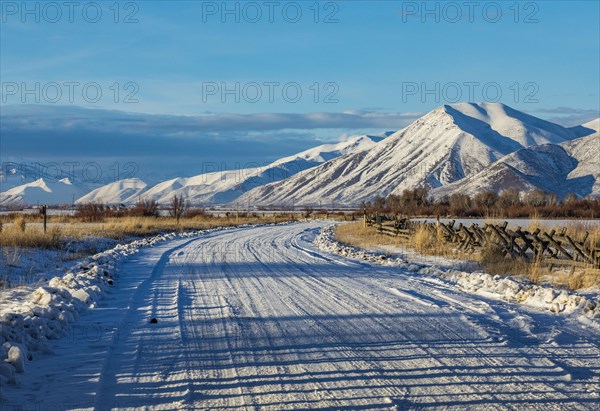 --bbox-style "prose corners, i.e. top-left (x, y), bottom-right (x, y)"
top-left (5, 104), bottom-right (595, 207)
top-left (430, 126), bottom-right (599, 200)
top-left (76, 134), bottom-right (386, 205)
top-left (569, 117), bottom-right (599, 137)
top-left (0, 178), bottom-right (86, 207)
top-left (561, 128), bottom-right (600, 196)
top-left (76, 178), bottom-right (149, 205)
top-left (238, 102), bottom-right (582, 206)
top-left (0, 162), bottom-right (39, 192)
